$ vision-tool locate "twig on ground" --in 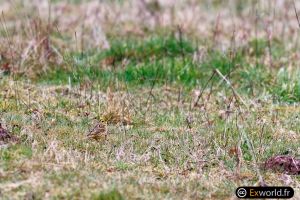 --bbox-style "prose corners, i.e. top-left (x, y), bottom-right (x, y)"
top-left (193, 70), bottom-right (216, 109)
top-left (214, 69), bottom-right (248, 109)
top-left (293, 0), bottom-right (300, 28)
